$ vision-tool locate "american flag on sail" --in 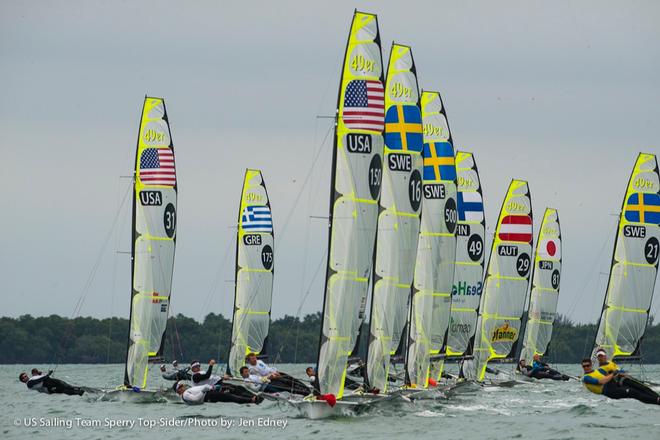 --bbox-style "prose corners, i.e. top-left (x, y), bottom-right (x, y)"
top-left (342, 80), bottom-right (384, 131)
top-left (139, 148), bottom-right (176, 187)
top-left (242, 205), bottom-right (273, 232)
